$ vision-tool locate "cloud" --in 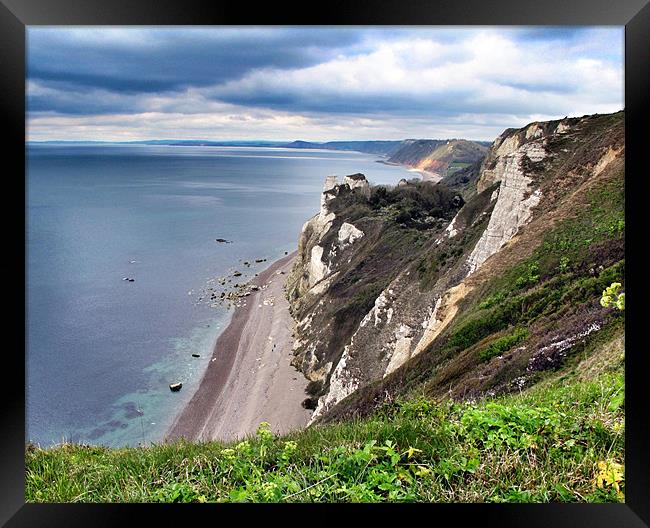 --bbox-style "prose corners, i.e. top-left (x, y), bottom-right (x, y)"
top-left (27, 27), bottom-right (366, 93)
top-left (206, 30), bottom-right (623, 118)
top-left (27, 27), bottom-right (624, 141)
